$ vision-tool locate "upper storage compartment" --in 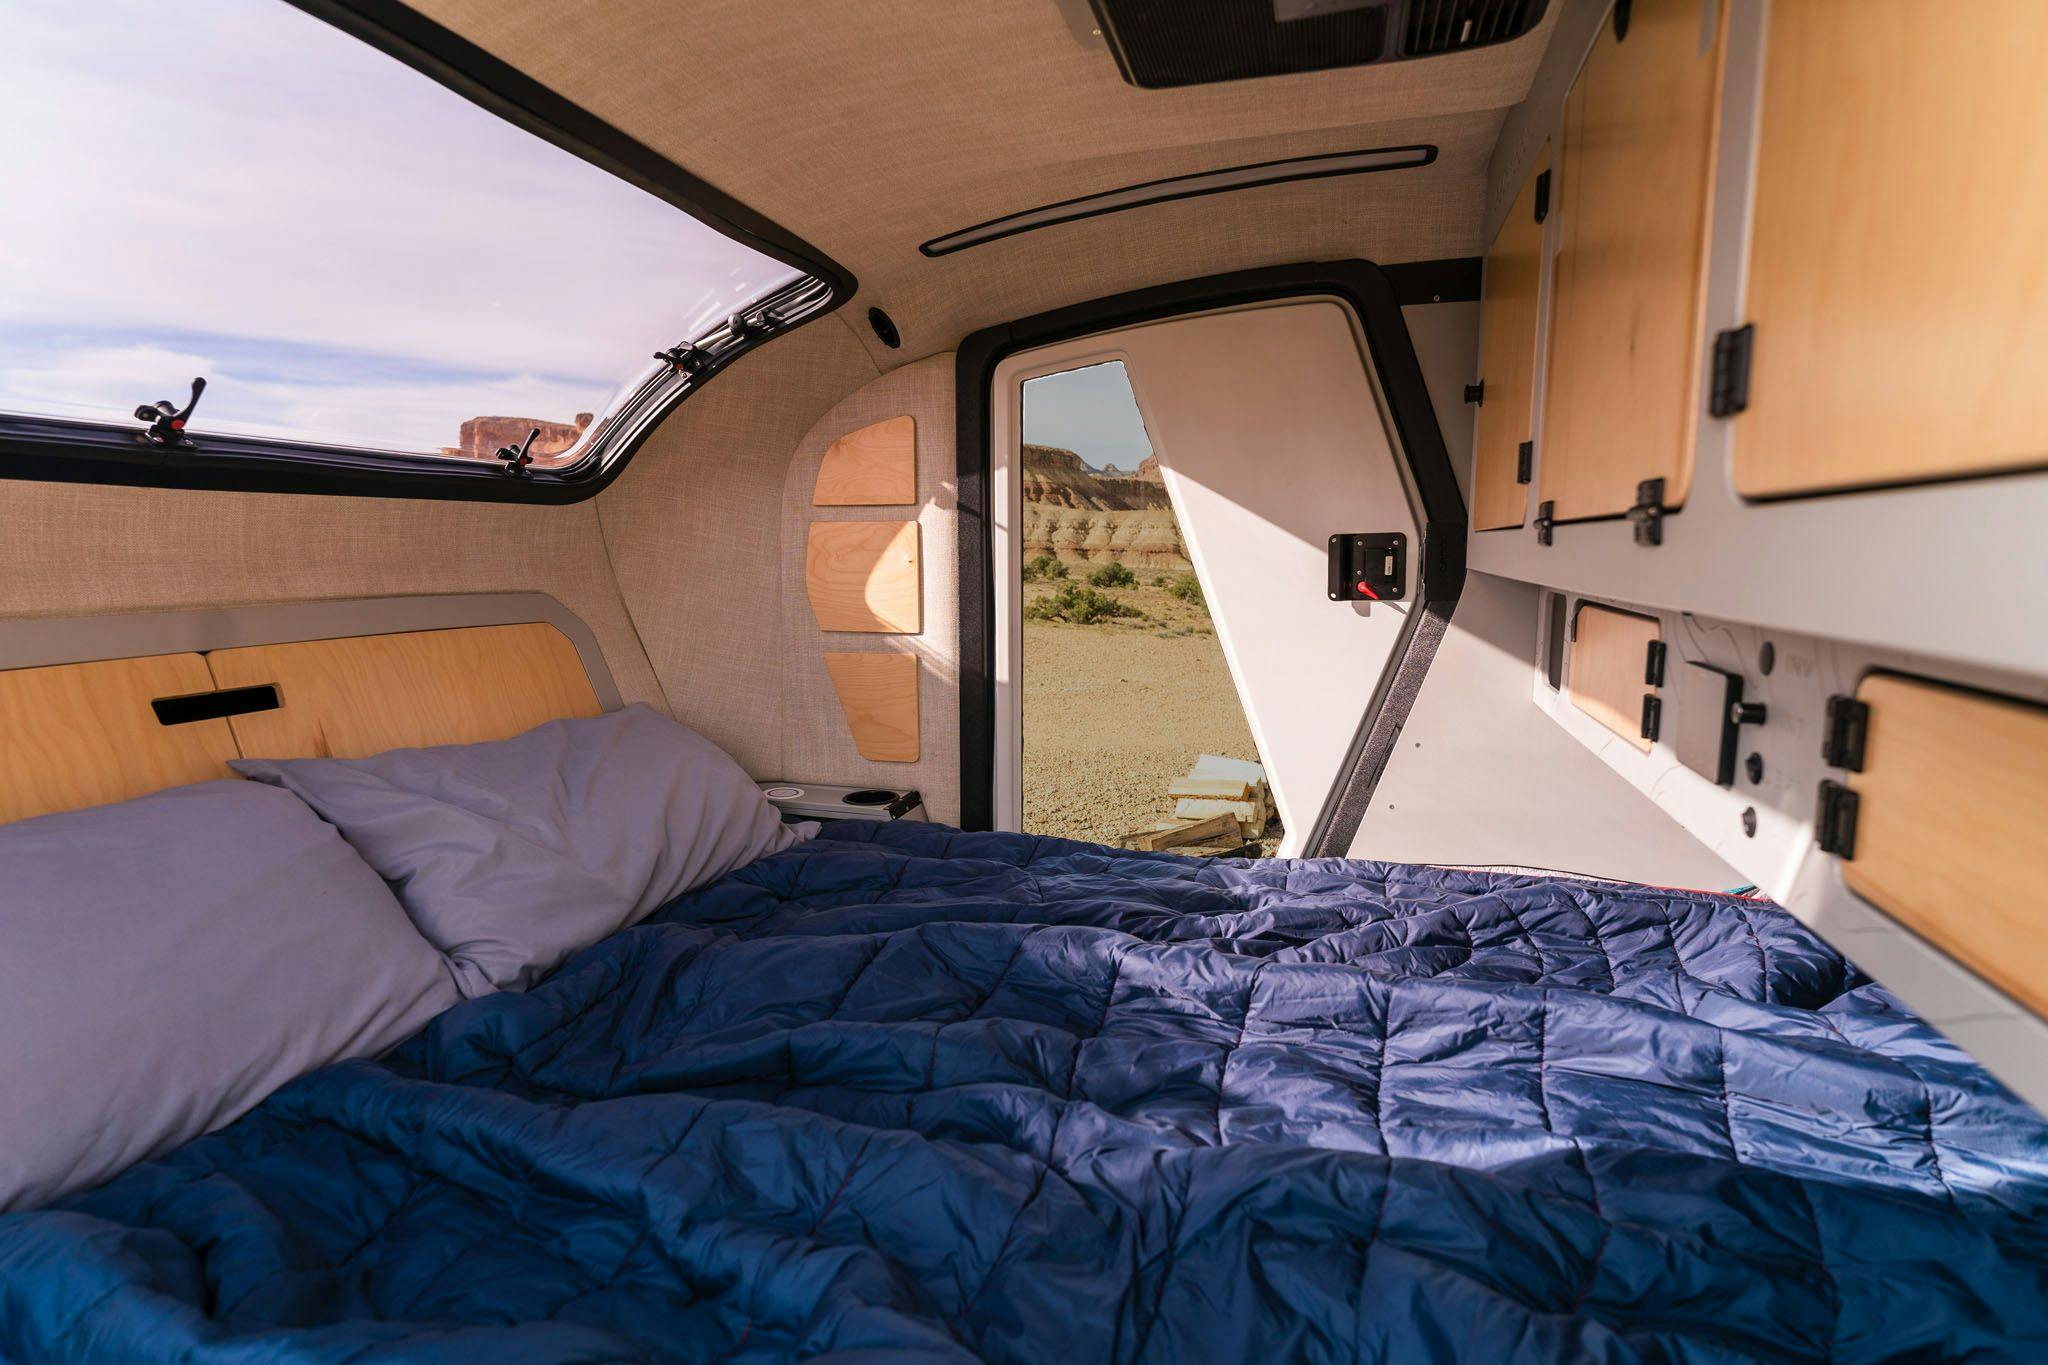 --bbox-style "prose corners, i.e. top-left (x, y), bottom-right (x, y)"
top-left (1470, 147), bottom-right (1548, 531)
top-left (1537, 0), bottom-right (1724, 523)
top-left (1730, 0), bottom-right (2048, 499)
